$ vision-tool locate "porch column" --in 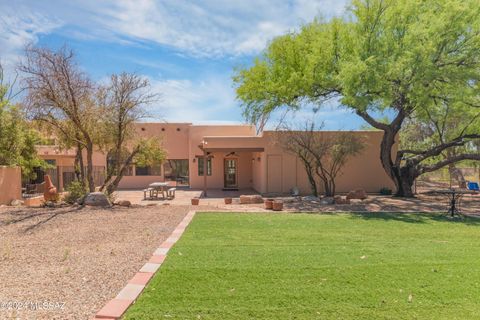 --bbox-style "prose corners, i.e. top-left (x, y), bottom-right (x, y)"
top-left (203, 149), bottom-right (207, 197)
